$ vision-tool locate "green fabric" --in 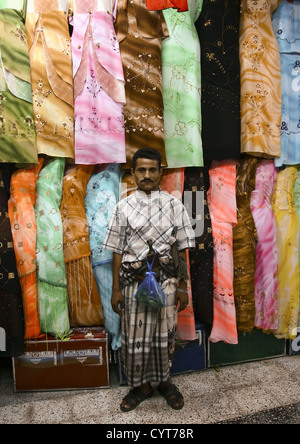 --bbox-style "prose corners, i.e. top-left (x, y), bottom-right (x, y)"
top-left (162, 0), bottom-right (203, 168)
top-left (35, 158), bottom-right (70, 338)
top-left (0, 6), bottom-right (37, 165)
